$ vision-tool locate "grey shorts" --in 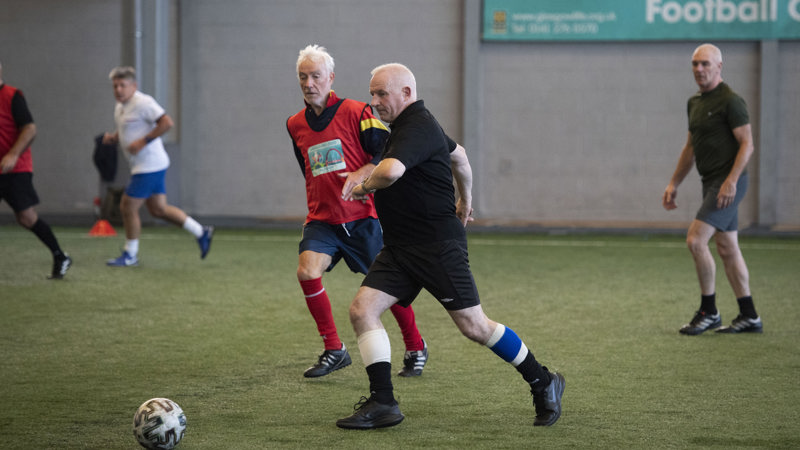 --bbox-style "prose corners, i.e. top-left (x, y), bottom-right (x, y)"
top-left (696, 172), bottom-right (748, 232)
